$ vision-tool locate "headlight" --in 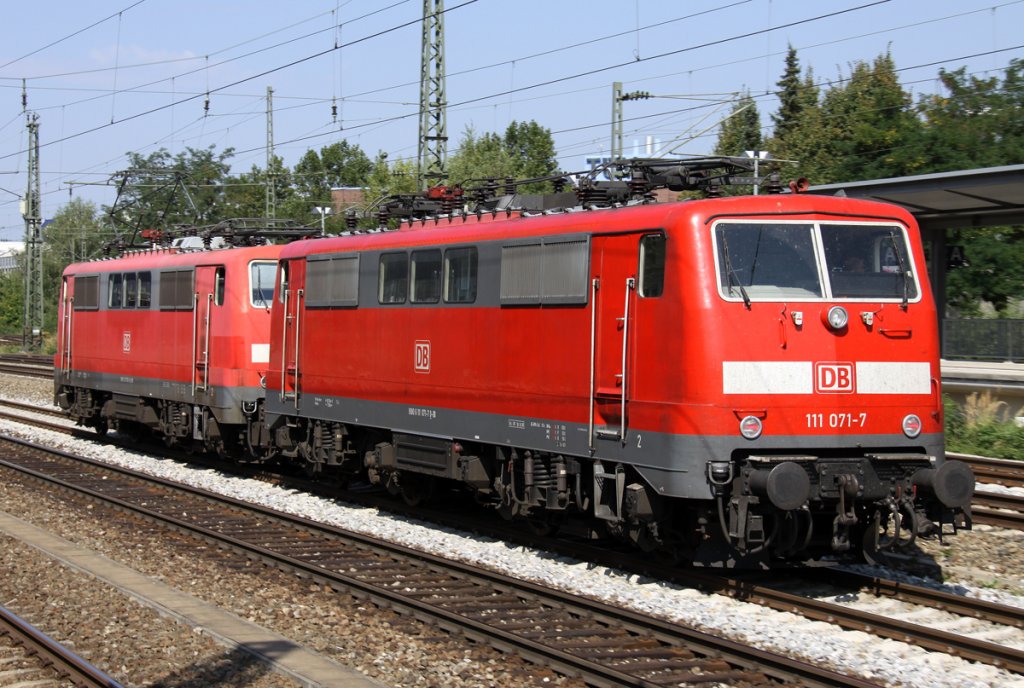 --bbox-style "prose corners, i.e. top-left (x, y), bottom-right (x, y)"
top-left (739, 415), bottom-right (763, 439)
top-left (902, 414), bottom-right (922, 438)
top-left (825, 305), bottom-right (849, 330)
